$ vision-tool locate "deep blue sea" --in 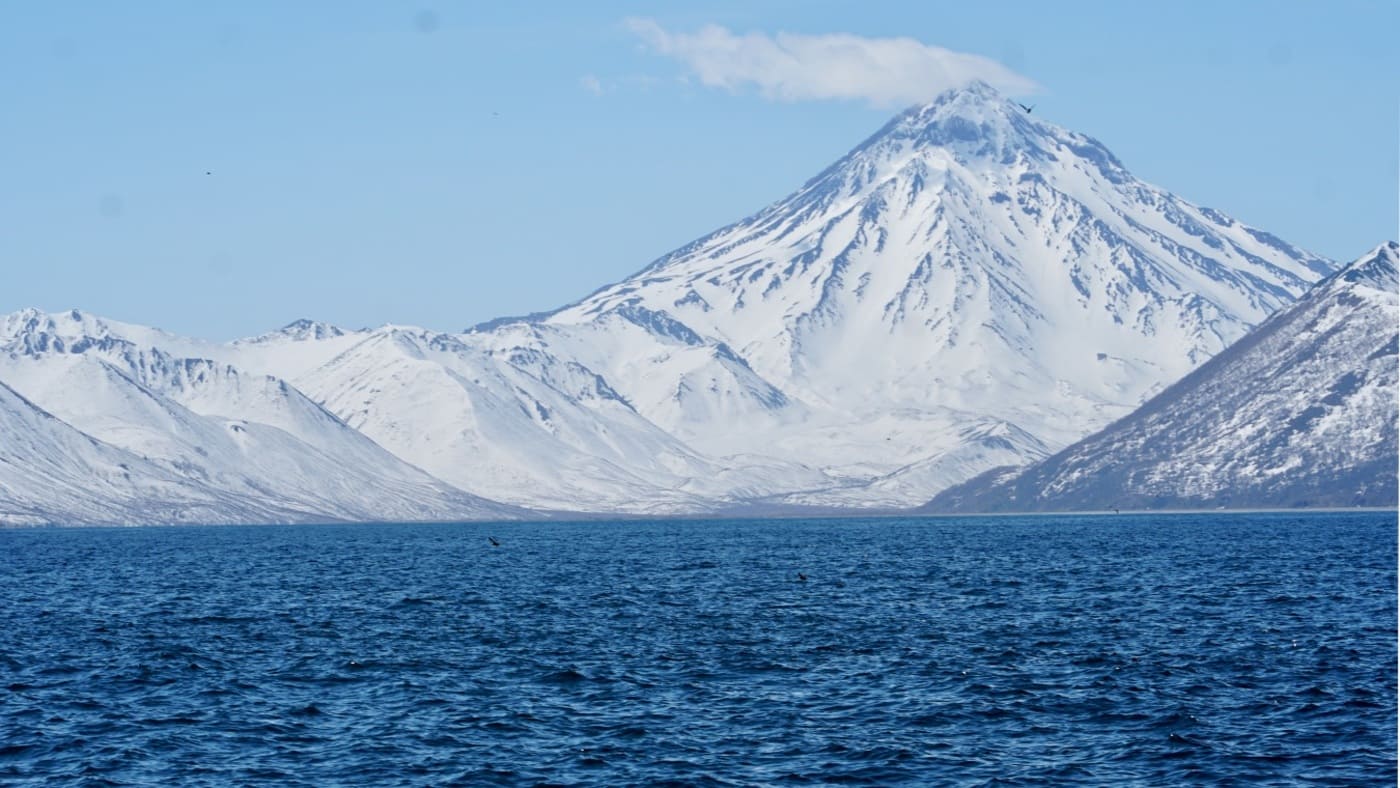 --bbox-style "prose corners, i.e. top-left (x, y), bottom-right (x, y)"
top-left (1, 512), bottom-right (1395, 786)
